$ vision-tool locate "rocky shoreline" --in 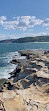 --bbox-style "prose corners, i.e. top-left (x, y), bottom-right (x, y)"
top-left (0, 50), bottom-right (49, 111)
